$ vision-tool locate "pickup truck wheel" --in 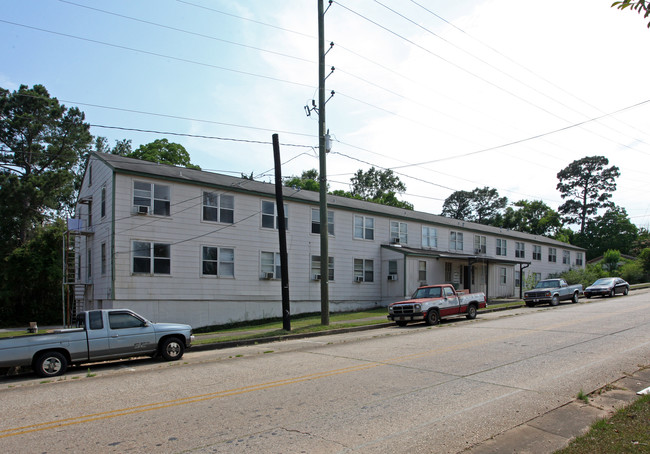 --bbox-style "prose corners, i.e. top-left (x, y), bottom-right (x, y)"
top-left (572, 292), bottom-right (579, 304)
top-left (466, 304), bottom-right (477, 320)
top-left (34, 351), bottom-right (67, 377)
top-left (160, 337), bottom-right (184, 361)
top-left (396, 321), bottom-right (408, 327)
top-left (425, 309), bottom-right (440, 326)
top-left (550, 295), bottom-right (560, 306)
